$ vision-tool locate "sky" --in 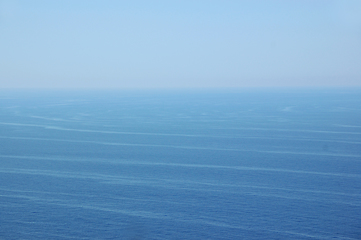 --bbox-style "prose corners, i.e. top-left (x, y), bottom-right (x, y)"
top-left (0, 0), bottom-right (361, 89)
